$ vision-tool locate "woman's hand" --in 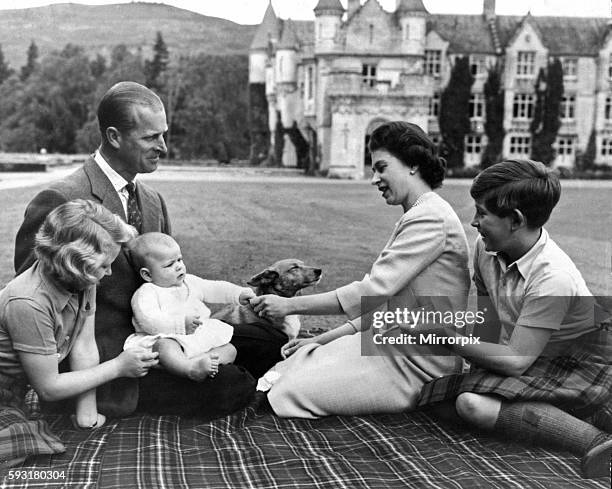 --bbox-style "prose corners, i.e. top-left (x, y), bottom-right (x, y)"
top-left (281, 337), bottom-right (318, 358)
top-left (73, 412), bottom-right (106, 430)
top-left (116, 348), bottom-right (159, 377)
top-left (250, 295), bottom-right (292, 320)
